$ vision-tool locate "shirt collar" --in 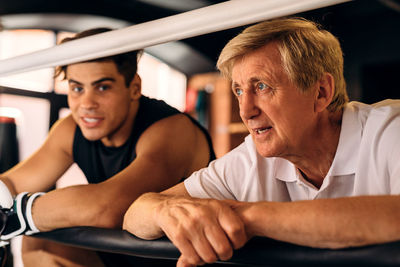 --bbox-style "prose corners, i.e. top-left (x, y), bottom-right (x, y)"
top-left (274, 157), bottom-right (298, 182)
top-left (326, 103), bottom-right (362, 177)
top-left (273, 103), bottom-right (362, 182)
